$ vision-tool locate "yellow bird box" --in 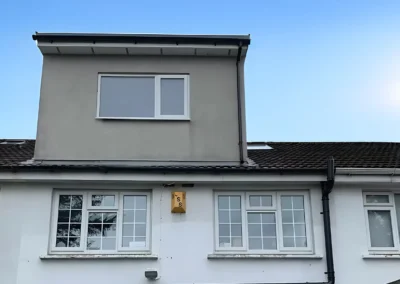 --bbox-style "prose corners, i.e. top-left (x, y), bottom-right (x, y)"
top-left (171, 191), bottom-right (186, 213)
